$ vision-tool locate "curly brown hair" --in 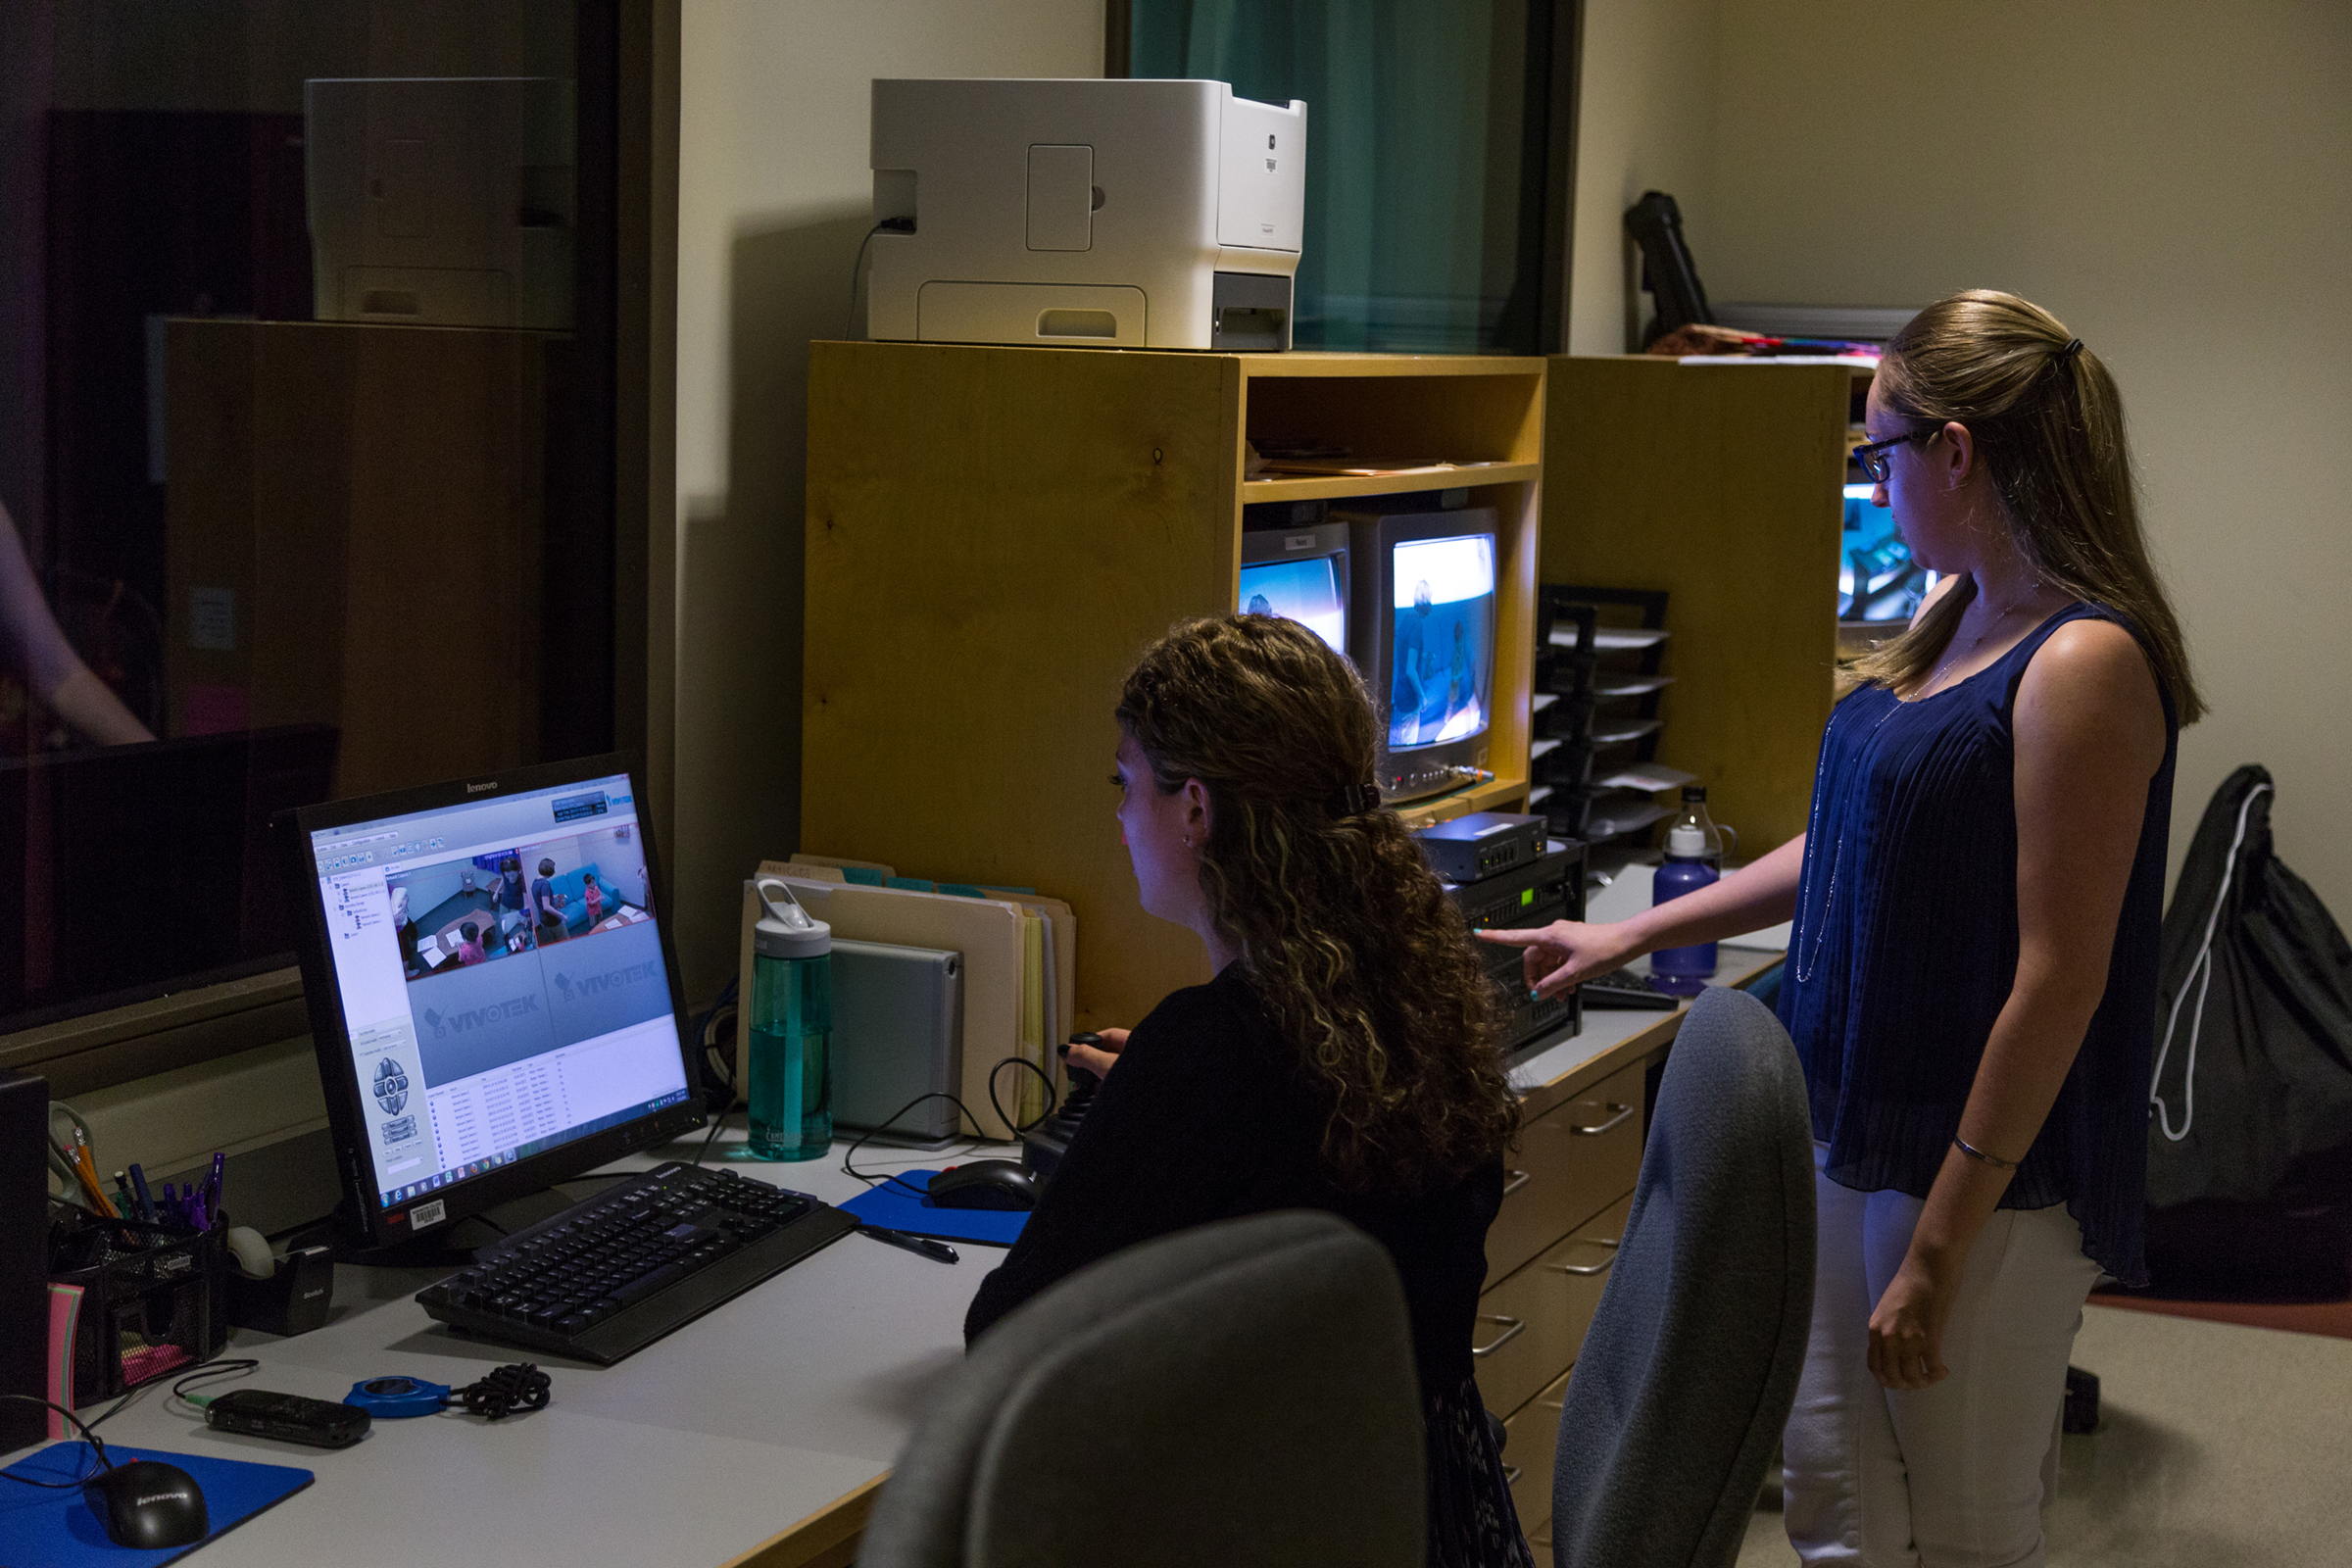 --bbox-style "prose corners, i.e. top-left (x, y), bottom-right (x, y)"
top-left (1115, 613), bottom-right (1519, 1195)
